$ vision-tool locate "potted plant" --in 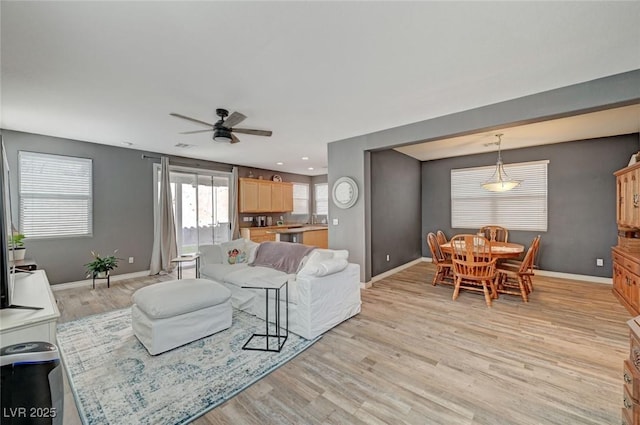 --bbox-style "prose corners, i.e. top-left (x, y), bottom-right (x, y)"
top-left (85, 250), bottom-right (120, 278)
top-left (8, 233), bottom-right (26, 261)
